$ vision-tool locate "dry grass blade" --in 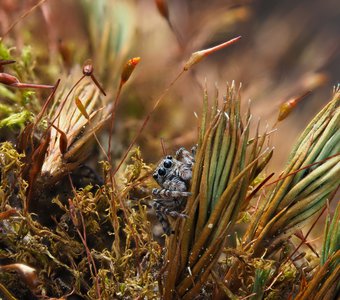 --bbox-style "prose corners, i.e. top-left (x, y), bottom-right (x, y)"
top-left (321, 202), bottom-right (340, 265)
top-left (41, 71), bottom-right (109, 184)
